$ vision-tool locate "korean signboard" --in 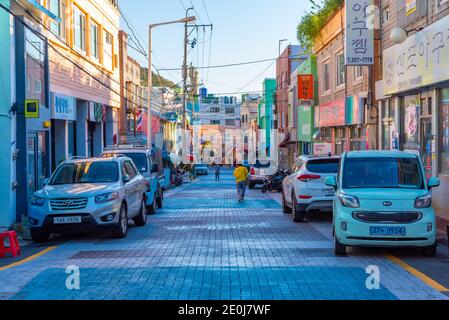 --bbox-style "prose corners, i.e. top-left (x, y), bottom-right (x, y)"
top-left (298, 74), bottom-right (314, 100)
top-left (313, 143), bottom-right (332, 156)
top-left (89, 102), bottom-right (105, 122)
top-left (345, 0), bottom-right (375, 66)
top-left (406, 0), bottom-right (417, 16)
top-left (318, 98), bottom-right (346, 127)
top-left (383, 14), bottom-right (449, 95)
top-left (52, 93), bottom-right (76, 121)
